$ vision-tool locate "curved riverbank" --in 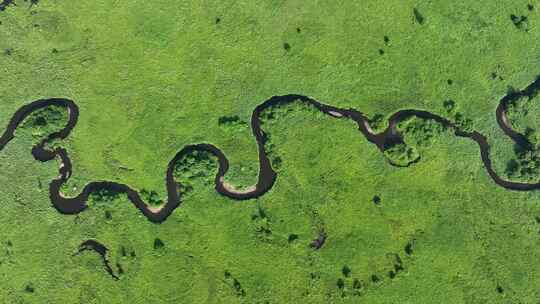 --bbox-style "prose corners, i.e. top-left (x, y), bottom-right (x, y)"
top-left (1, 78), bottom-right (540, 223)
